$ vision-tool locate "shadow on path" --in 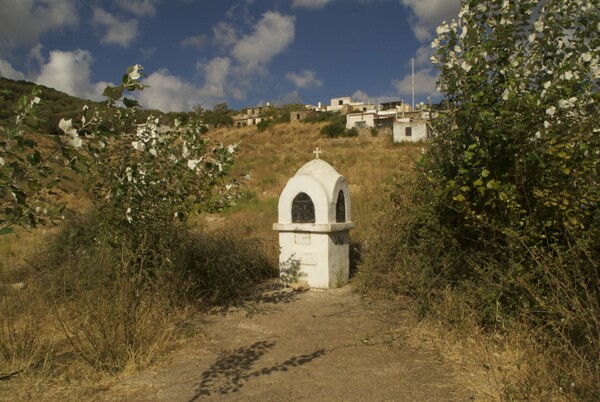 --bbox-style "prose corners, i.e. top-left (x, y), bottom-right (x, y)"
top-left (207, 281), bottom-right (301, 317)
top-left (189, 340), bottom-right (325, 401)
